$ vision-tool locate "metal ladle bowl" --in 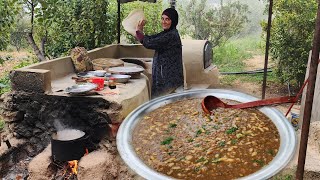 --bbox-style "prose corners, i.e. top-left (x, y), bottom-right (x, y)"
top-left (117, 89), bottom-right (297, 180)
